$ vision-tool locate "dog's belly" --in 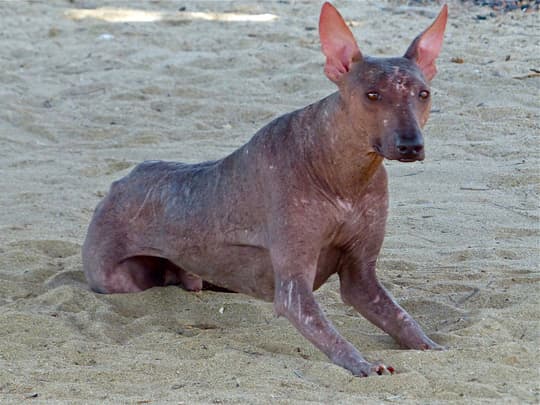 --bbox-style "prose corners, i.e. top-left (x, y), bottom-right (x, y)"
top-left (172, 242), bottom-right (275, 301)
top-left (164, 238), bottom-right (343, 302)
